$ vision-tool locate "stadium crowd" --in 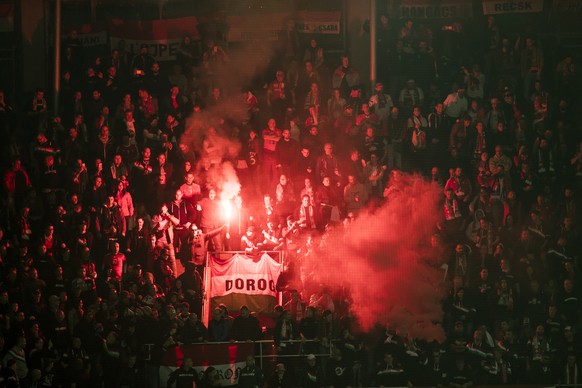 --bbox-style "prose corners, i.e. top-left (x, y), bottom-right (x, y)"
top-left (0, 12), bottom-right (581, 388)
